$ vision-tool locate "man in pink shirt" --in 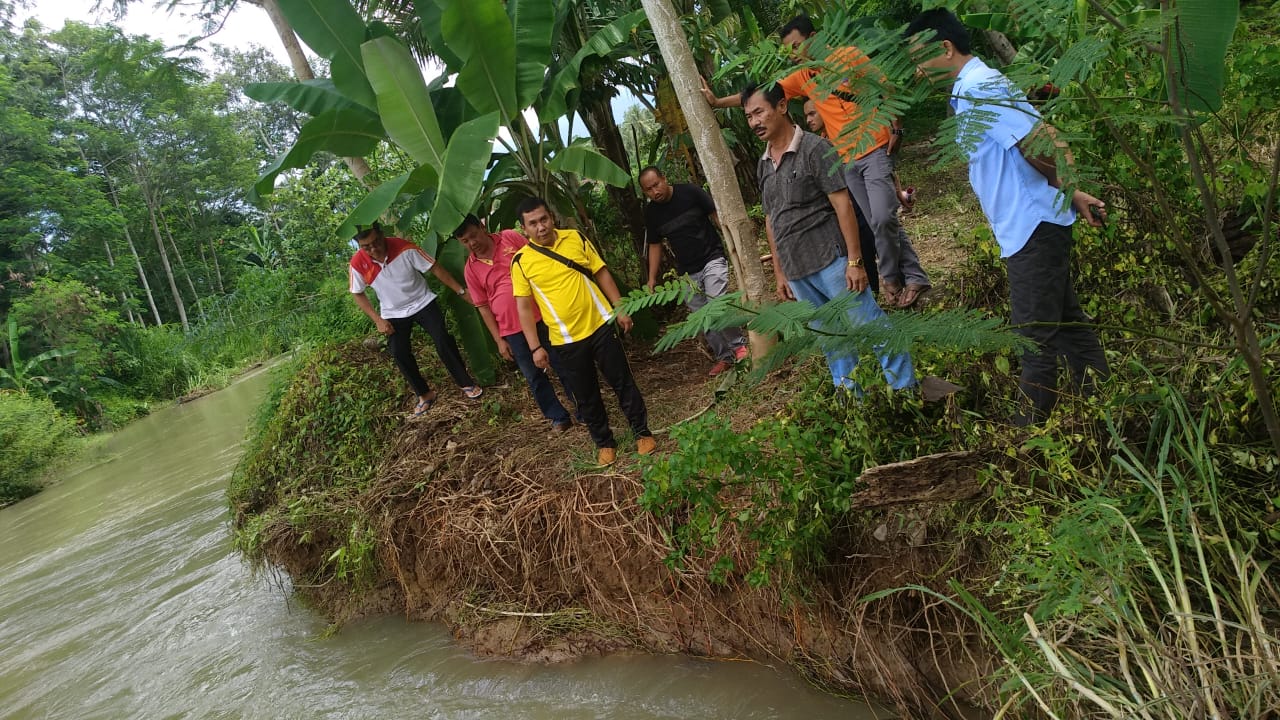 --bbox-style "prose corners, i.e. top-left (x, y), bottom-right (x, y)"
top-left (456, 214), bottom-right (577, 432)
